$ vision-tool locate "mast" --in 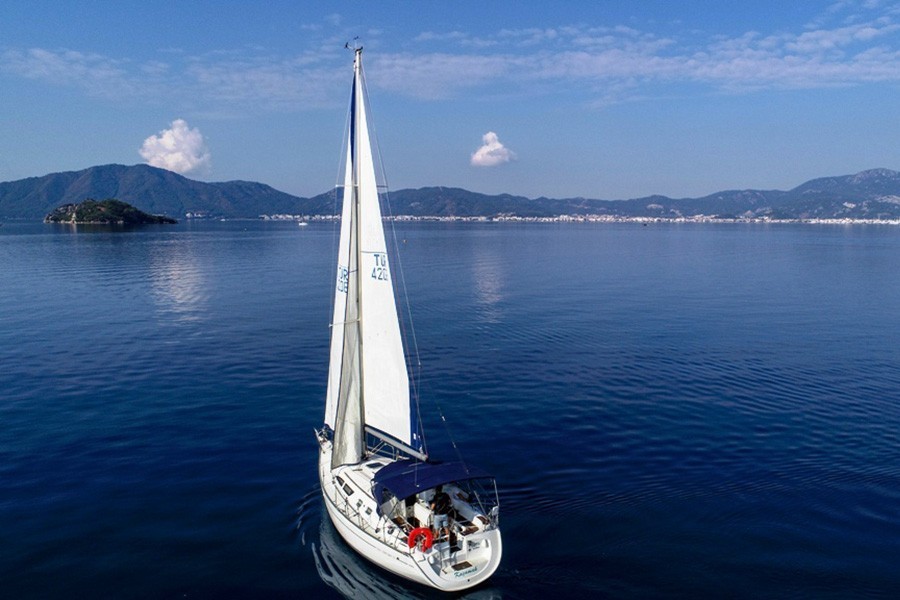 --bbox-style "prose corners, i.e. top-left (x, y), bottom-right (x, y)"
top-left (351, 47), bottom-right (367, 457)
